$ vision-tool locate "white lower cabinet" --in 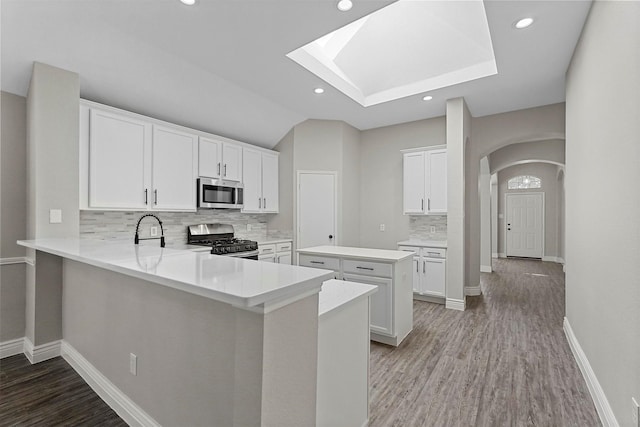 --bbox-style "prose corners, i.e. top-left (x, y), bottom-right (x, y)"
top-left (342, 273), bottom-right (393, 336)
top-left (298, 249), bottom-right (413, 347)
top-left (259, 241), bottom-right (292, 264)
top-left (400, 245), bottom-right (447, 300)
